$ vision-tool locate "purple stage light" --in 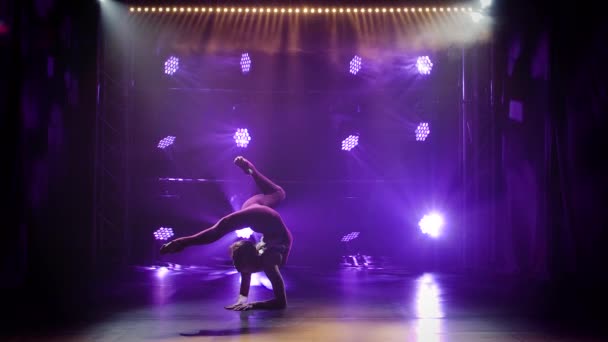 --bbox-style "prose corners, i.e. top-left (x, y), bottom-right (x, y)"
top-left (157, 135), bottom-right (176, 149)
top-left (341, 231), bottom-right (360, 242)
top-left (419, 213), bottom-right (444, 238)
top-left (246, 273), bottom-right (273, 290)
top-left (154, 227), bottom-right (174, 241)
top-left (233, 128), bottom-right (252, 148)
top-left (164, 56), bottom-right (179, 75)
top-left (341, 134), bottom-right (359, 151)
top-left (240, 53), bottom-right (252, 74)
top-left (349, 55), bottom-right (362, 75)
top-left (235, 227), bottom-right (254, 239)
top-left (415, 122), bottom-right (430, 141)
top-left (416, 56), bottom-right (433, 75)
